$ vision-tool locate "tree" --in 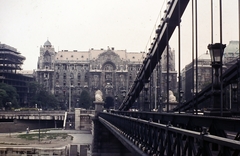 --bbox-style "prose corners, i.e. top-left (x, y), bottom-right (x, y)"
top-left (27, 82), bottom-right (59, 110)
top-left (32, 90), bottom-right (58, 110)
top-left (27, 82), bottom-right (42, 108)
top-left (79, 90), bottom-right (92, 109)
top-left (27, 81), bottom-right (42, 95)
top-left (57, 93), bottom-right (67, 110)
top-left (0, 89), bottom-right (7, 108)
top-left (0, 83), bottom-right (19, 109)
